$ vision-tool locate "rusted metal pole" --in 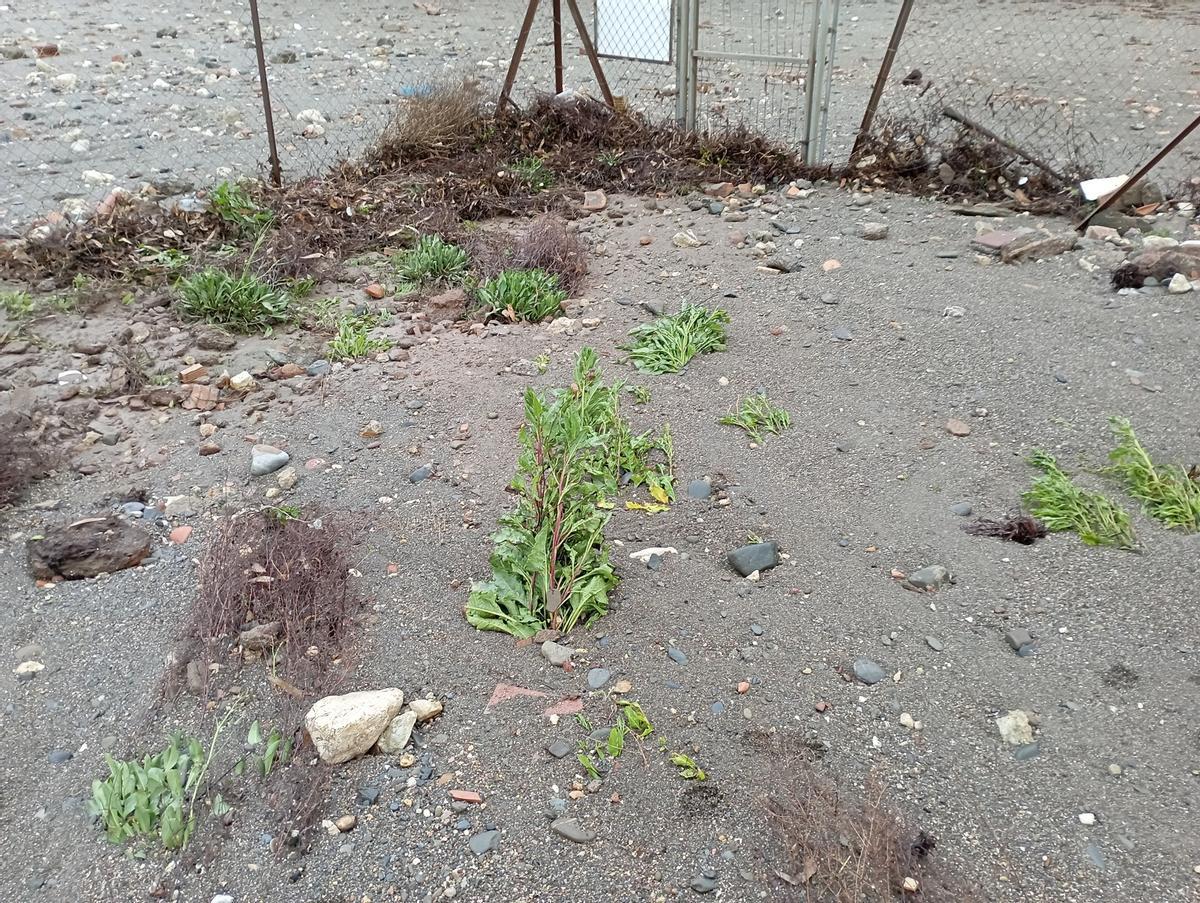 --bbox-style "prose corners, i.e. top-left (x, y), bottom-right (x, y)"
top-left (248, 0), bottom-right (282, 187)
top-left (943, 106), bottom-right (1069, 183)
top-left (1075, 110), bottom-right (1200, 231)
top-left (850, 0), bottom-right (915, 163)
top-left (565, 0), bottom-right (615, 106)
top-left (498, 0), bottom-right (544, 113)
top-left (552, 0), bottom-right (564, 94)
